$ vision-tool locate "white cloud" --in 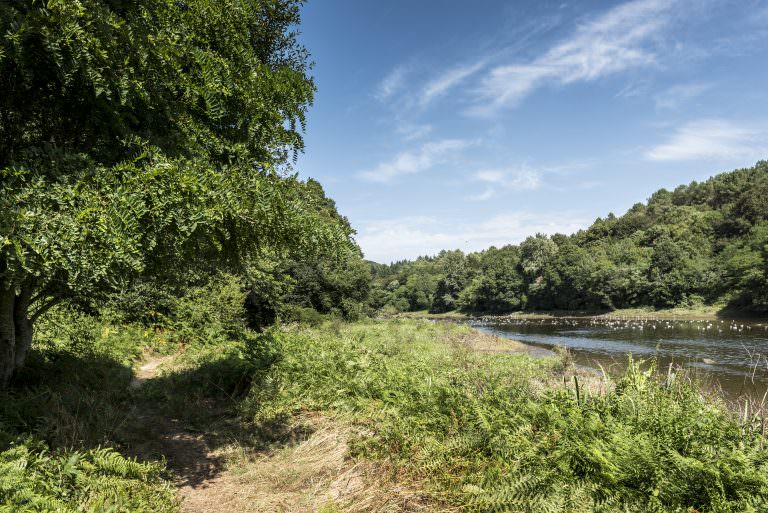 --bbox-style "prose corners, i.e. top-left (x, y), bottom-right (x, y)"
top-left (654, 82), bottom-right (713, 109)
top-left (419, 61), bottom-right (487, 106)
top-left (470, 167), bottom-right (542, 200)
top-left (376, 66), bottom-right (408, 100)
top-left (358, 139), bottom-right (473, 183)
top-left (357, 213), bottom-right (588, 262)
top-left (470, 188), bottom-right (497, 201)
top-left (645, 119), bottom-right (768, 161)
top-left (396, 123), bottom-right (433, 141)
top-left (470, 0), bottom-right (675, 115)
top-left (614, 80), bottom-right (652, 99)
